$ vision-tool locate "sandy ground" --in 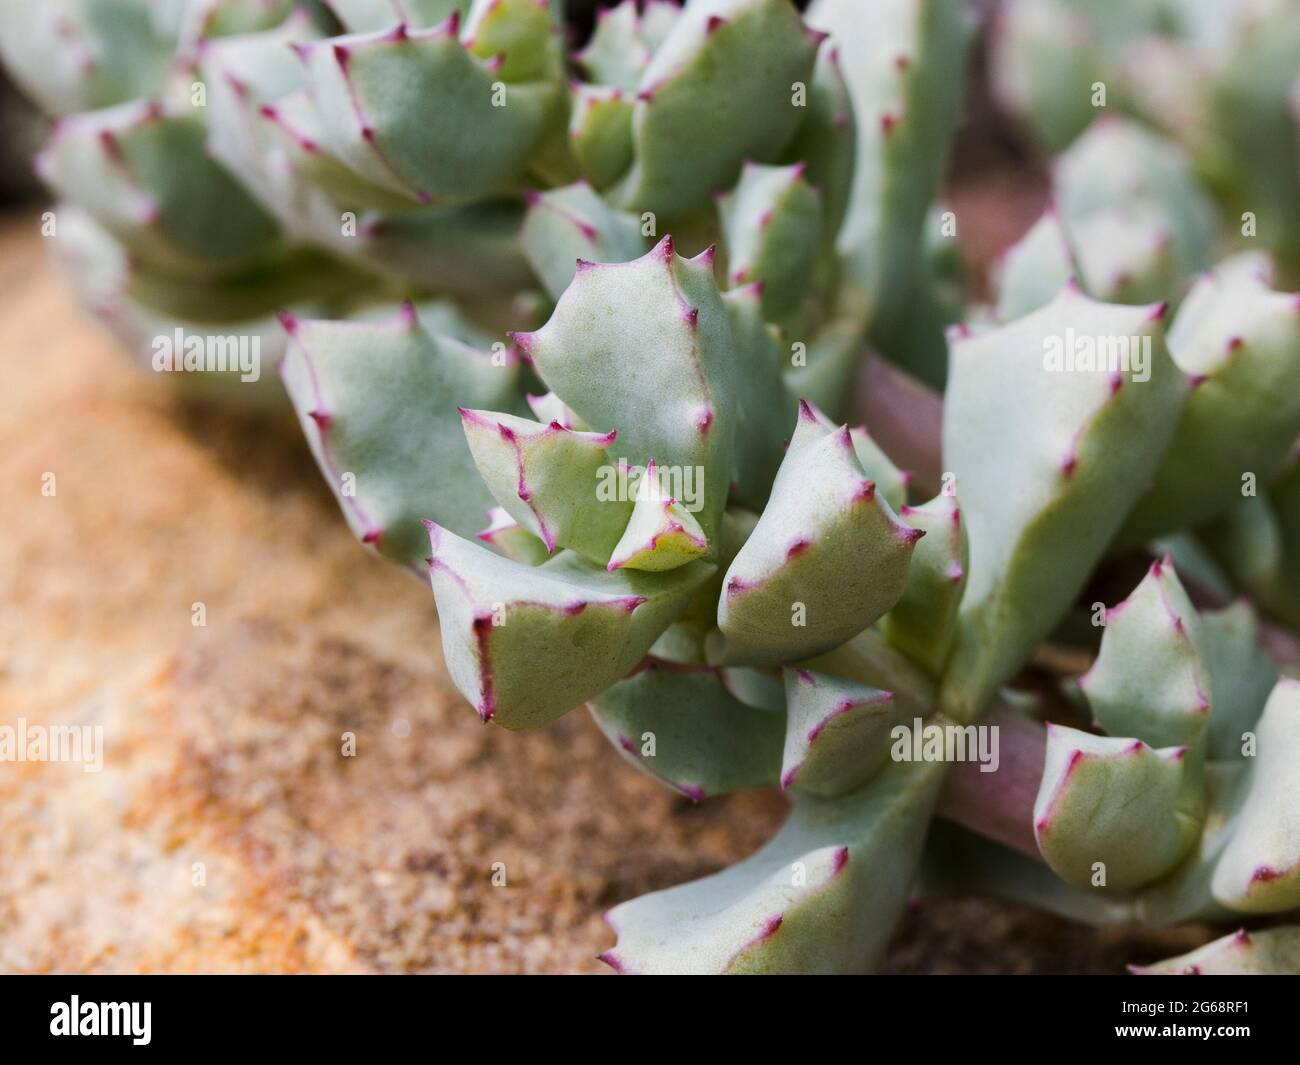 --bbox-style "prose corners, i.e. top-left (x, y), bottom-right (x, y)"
top-left (0, 216), bottom-right (1208, 974)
